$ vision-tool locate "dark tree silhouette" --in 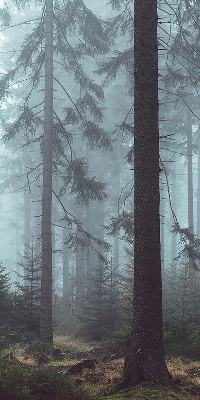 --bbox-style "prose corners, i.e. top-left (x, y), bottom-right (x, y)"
top-left (113, 0), bottom-right (174, 389)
